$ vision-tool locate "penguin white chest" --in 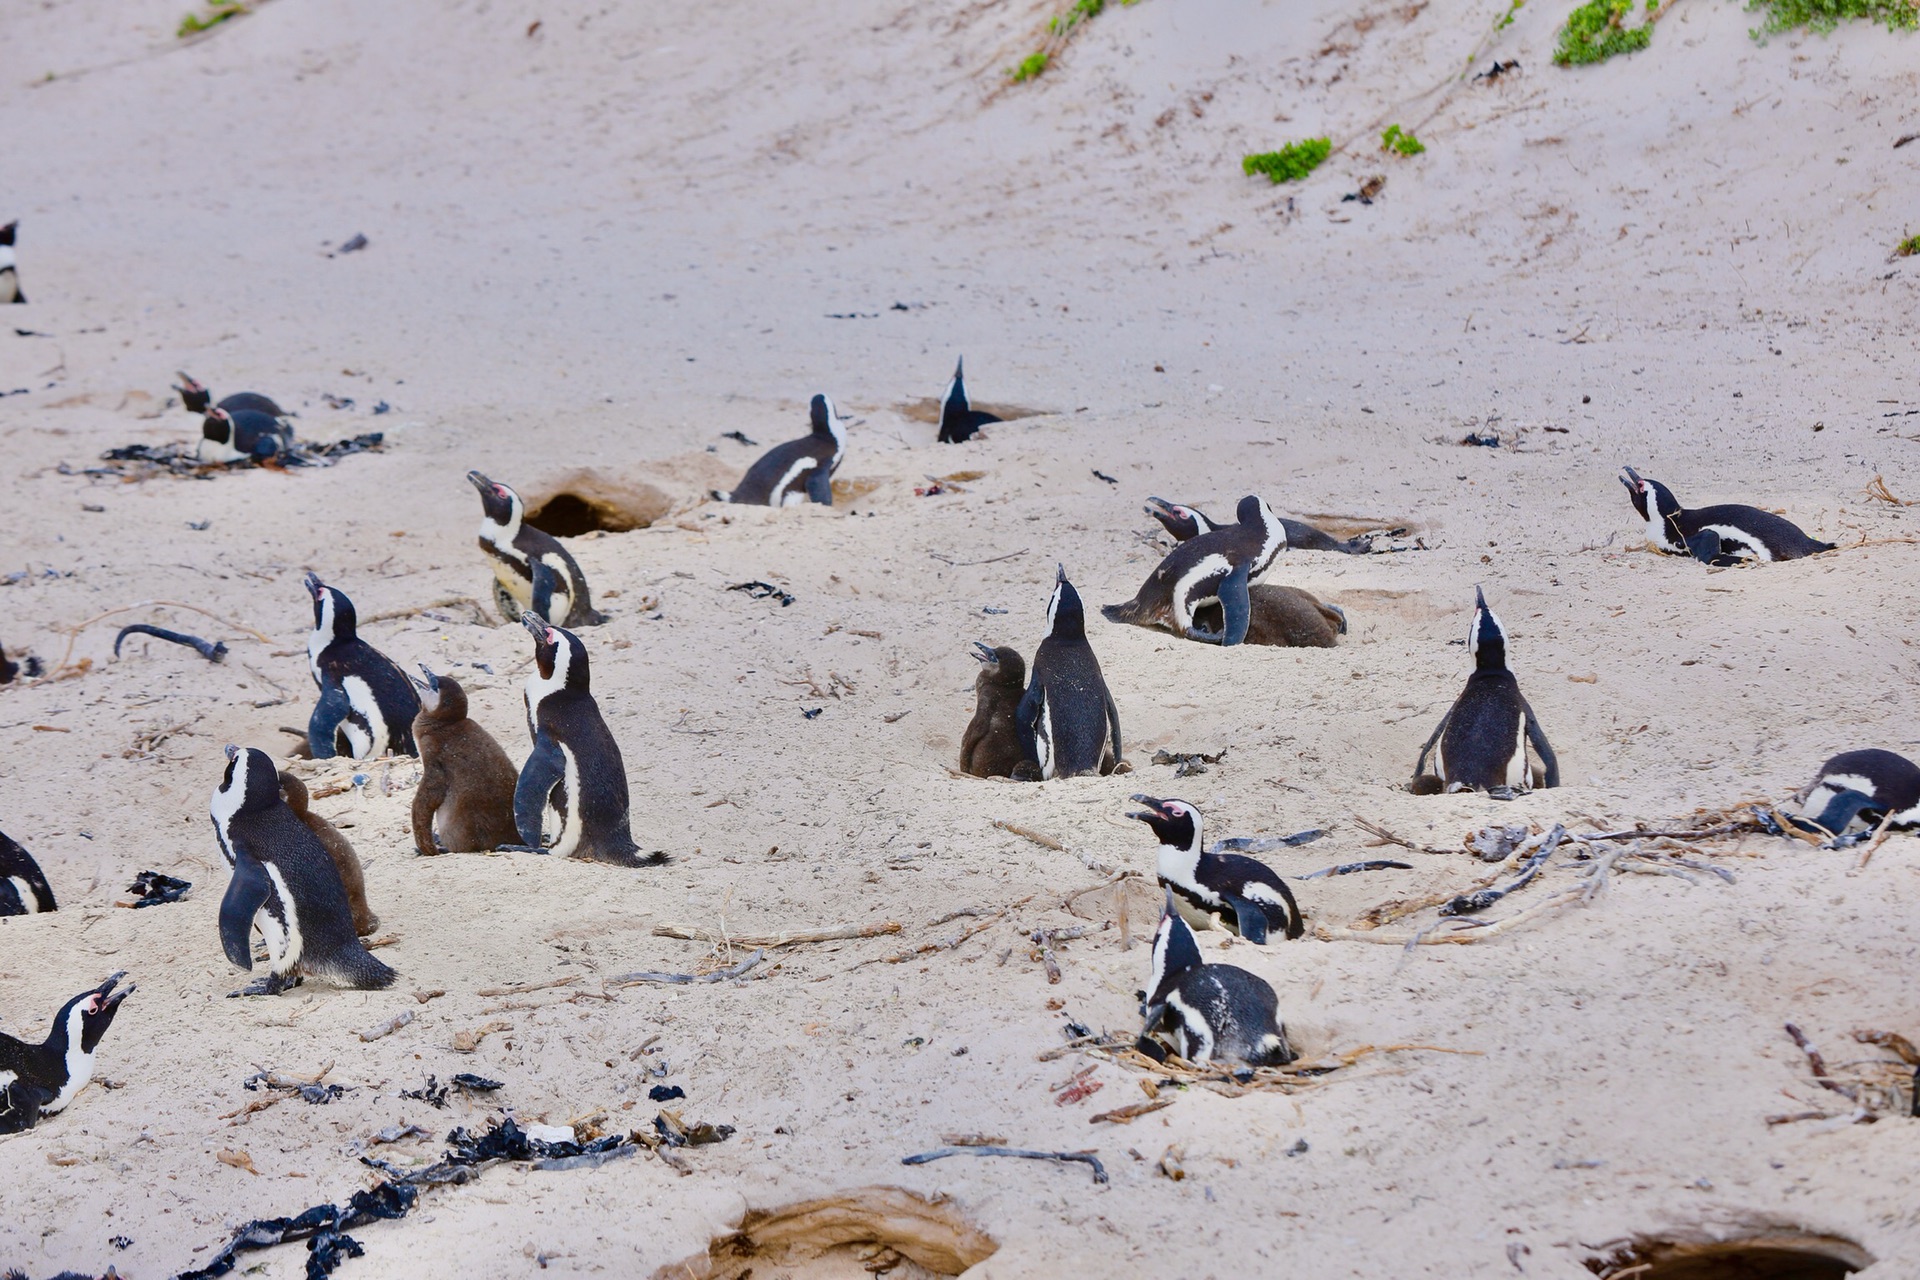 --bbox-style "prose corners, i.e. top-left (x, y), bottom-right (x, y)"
top-left (1171, 554), bottom-right (1234, 629)
top-left (341, 675), bottom-right (384, 758)
top-left (1170, 892), bottom-right (1218, 933)
top-left (771, 457), bottom-right (817, 506)
top-left (1032, 690), bottom-right (1055, 780)
top-left (7, 875), bottom-right (42, 912)
top-left (1508, 715), bottom-right (1530, 788)
top-left (546, 743), bottom-right (585, 856)
top-left (257, 863), bottom-right (304, 973)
